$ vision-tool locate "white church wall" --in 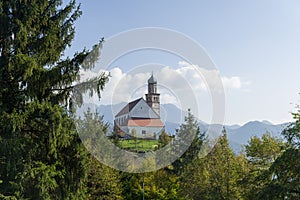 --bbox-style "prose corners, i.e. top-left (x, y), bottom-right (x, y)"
top-left (127, 126), bottom-right (164, 139)
top-left (115, 114), bottom-right (129, 126)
